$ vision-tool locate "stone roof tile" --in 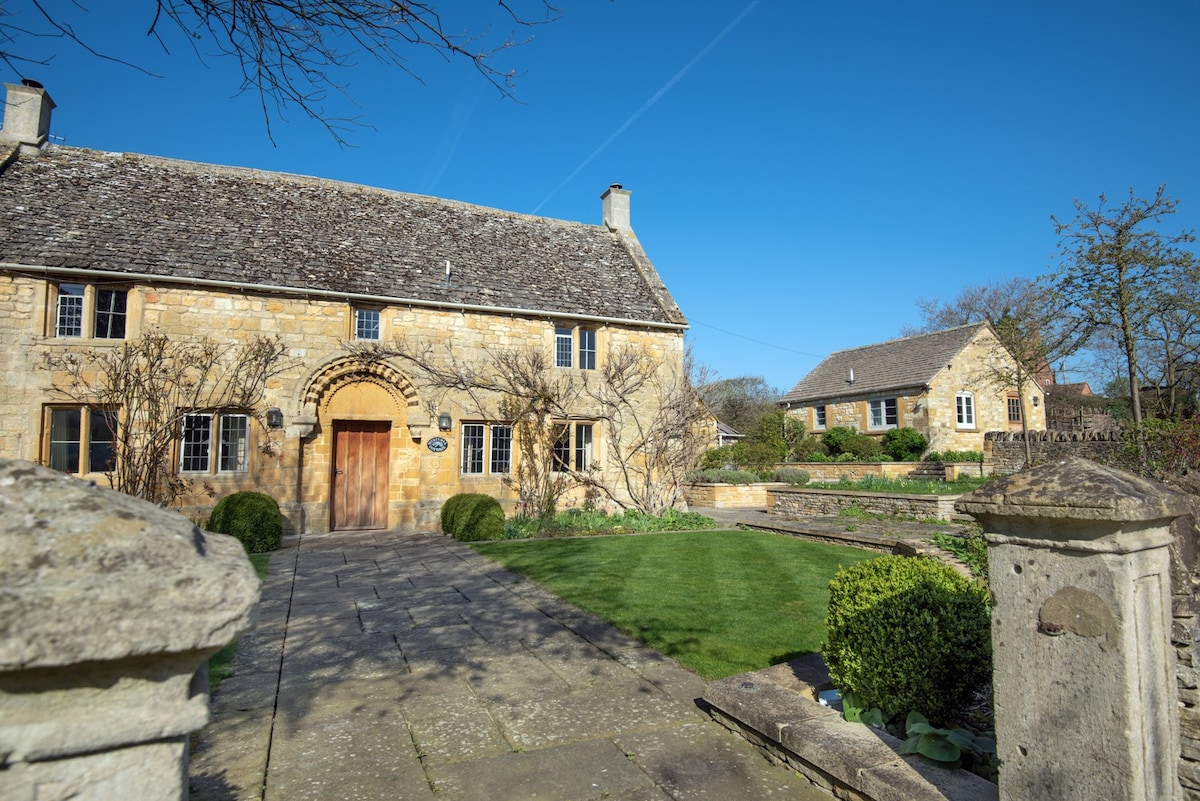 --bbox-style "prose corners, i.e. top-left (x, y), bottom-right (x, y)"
top-left (780, 323), bottom-right (990, 405)
top-left (0, 146), bottom-right (686, 327)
